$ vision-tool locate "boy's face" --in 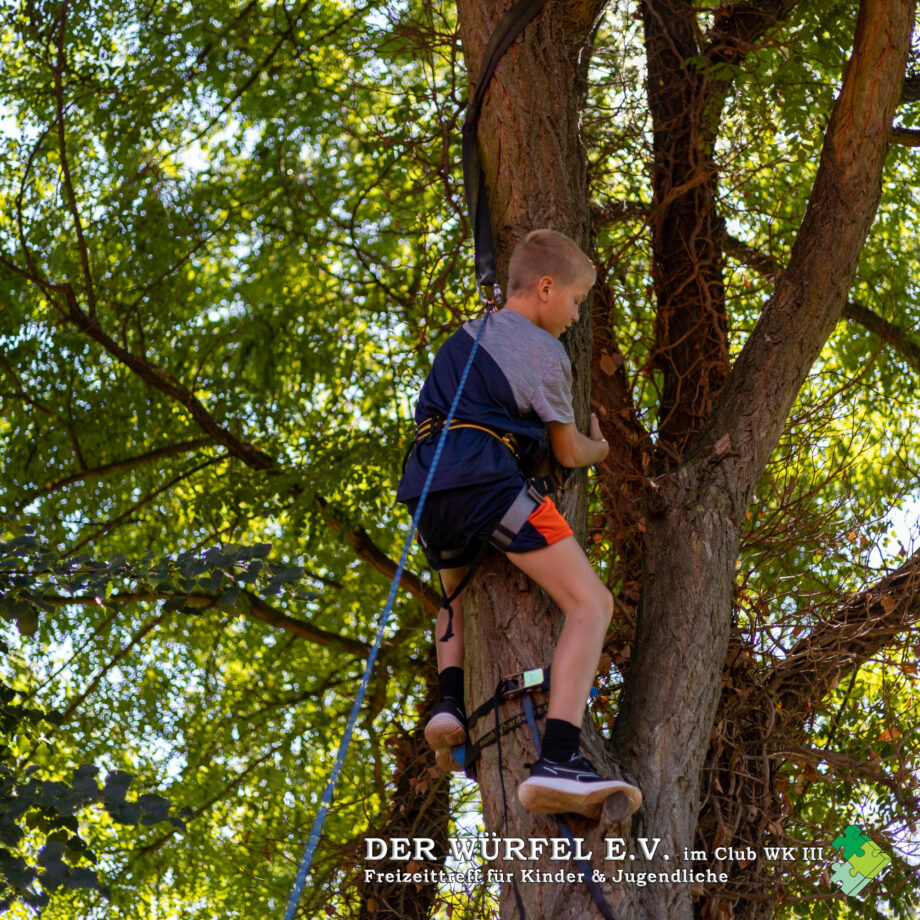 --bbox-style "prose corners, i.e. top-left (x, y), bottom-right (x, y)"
top-left (536, 273), bottom-right (594, 338)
